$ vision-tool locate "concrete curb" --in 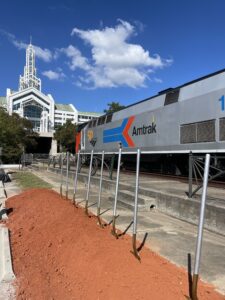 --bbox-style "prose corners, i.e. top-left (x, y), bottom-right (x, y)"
top-left (1, 165), bottom-right (20, 169)
top-left (0, 181), bottom-right (7, 195)
top-left (0, 225), bottom-right (15, 283)
top-left (0, 199), bottom-right (8, 220)
top-left (0, 180), bottom-right (8, 220)
top-left (0, 178), bottom-right (17, 299)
